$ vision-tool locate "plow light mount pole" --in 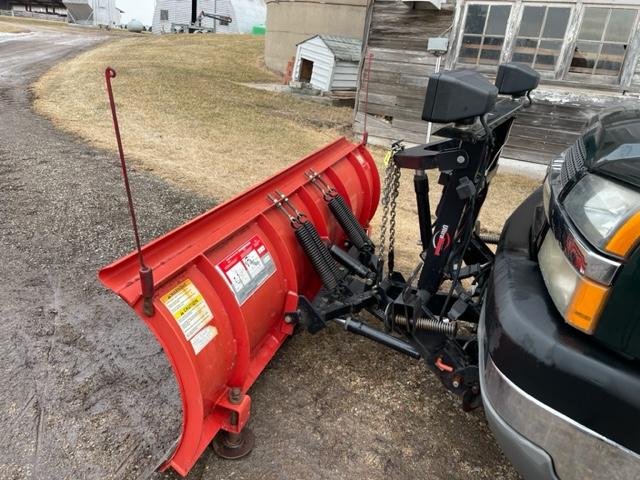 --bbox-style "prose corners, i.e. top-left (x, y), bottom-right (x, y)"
top-left (104, 67), bottom-right (155, 317)
top-left (425, 37), bottom-right (449, 144)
